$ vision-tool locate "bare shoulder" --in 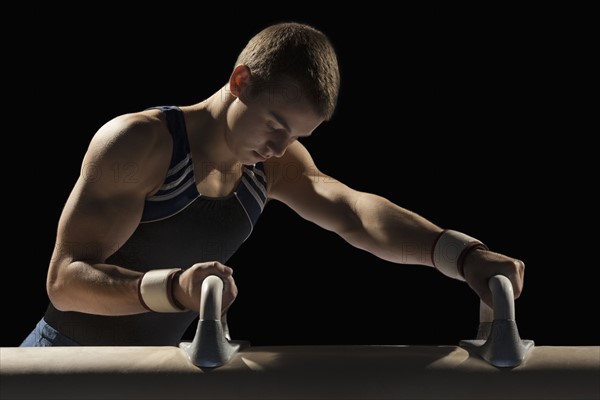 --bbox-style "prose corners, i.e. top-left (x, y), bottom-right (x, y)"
top-left (88, 109), bottom-right (170, 159)
top-left (82, 109), bottom-right (173, 195)
top-left (264, 141), bottom-right (327, 199)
